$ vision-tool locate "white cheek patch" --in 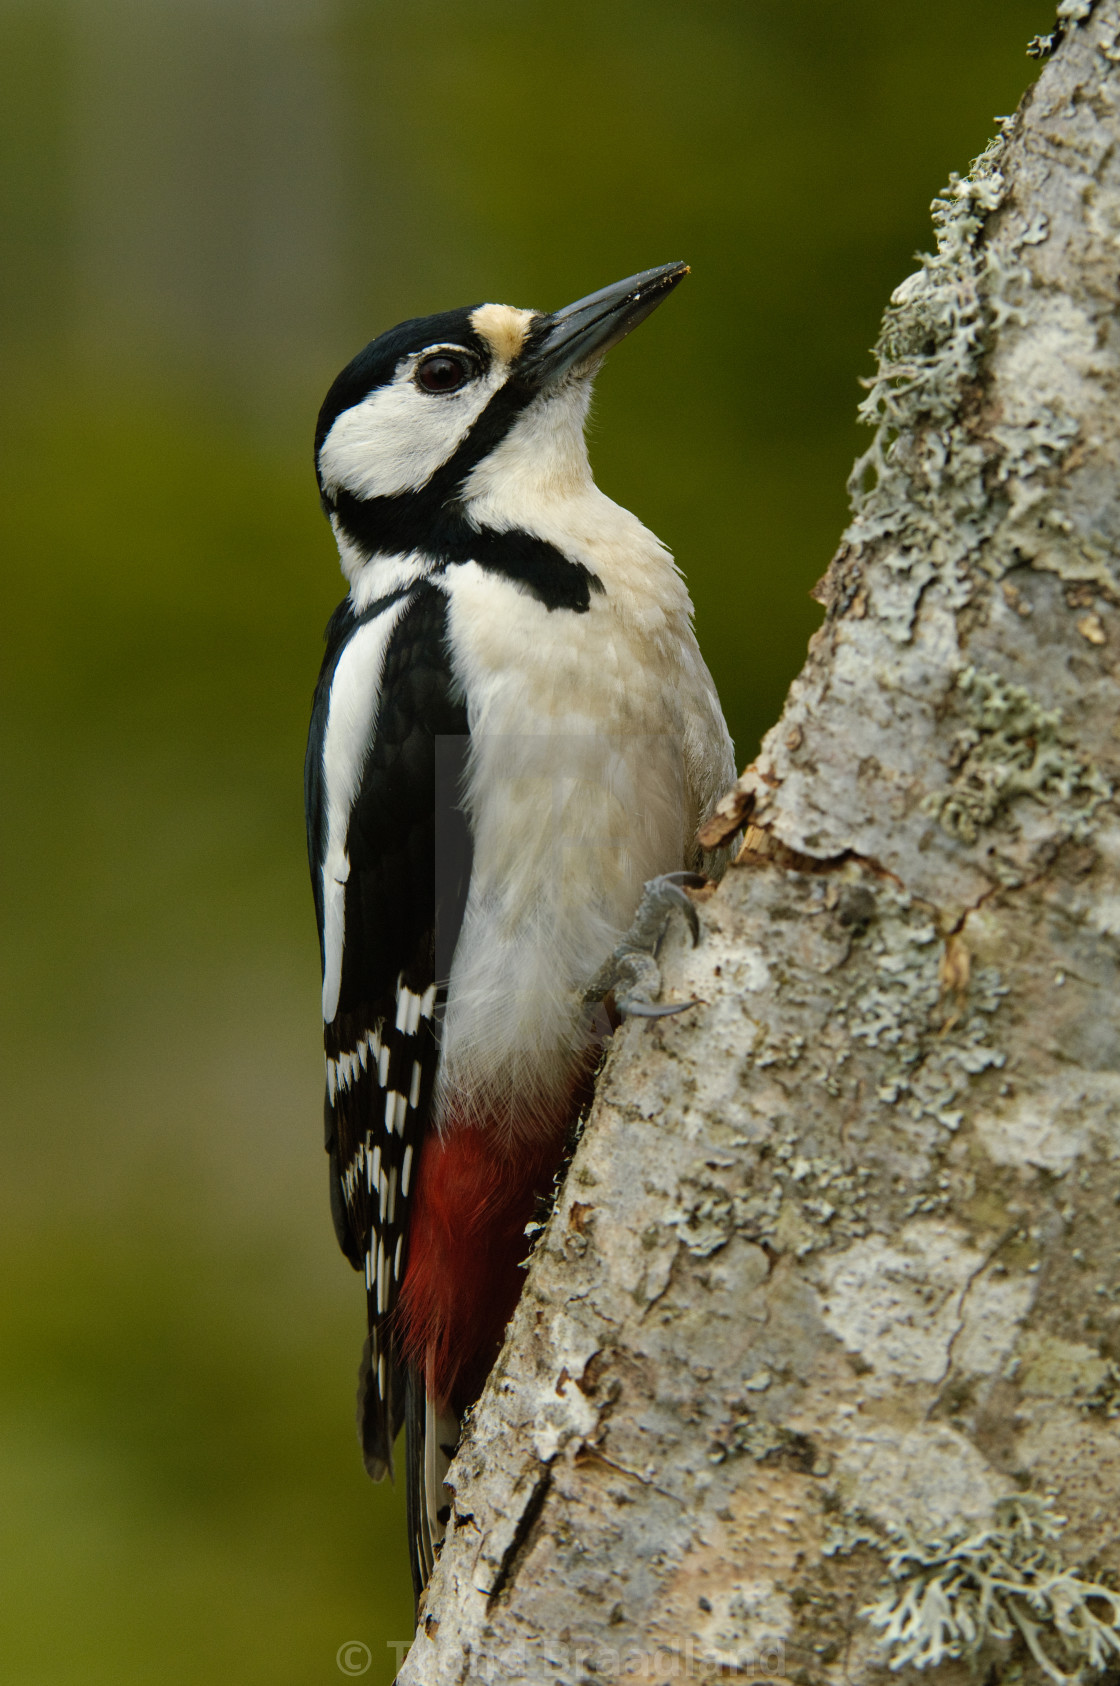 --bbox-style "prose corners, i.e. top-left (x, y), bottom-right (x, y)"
top-left (318, 358), bottom-right (505, 501)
